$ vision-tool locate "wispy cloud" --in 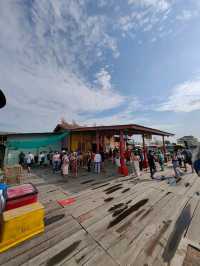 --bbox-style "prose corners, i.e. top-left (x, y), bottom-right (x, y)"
top-left (119, 0), bottom-right (172, 39)
top-left (176, 9), bottom-right (199, 21)
top-left (81, 97), bottom-right (144, 126)
top-left (128, 0), bottom-right (171, 12)
top-left (0, 0), bottom-right (123, 131)
top-left (157, 78), bottom-right (200, 112)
